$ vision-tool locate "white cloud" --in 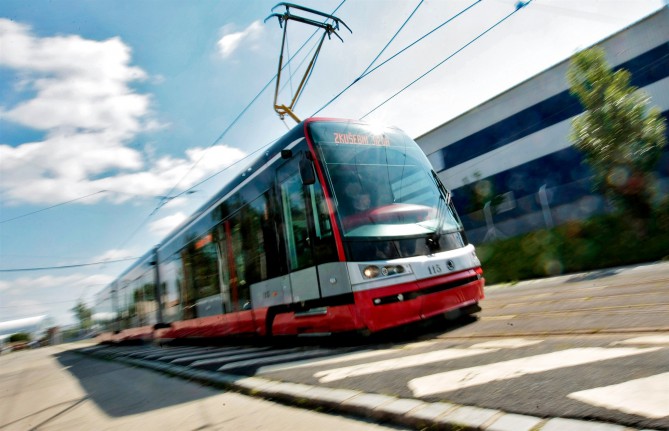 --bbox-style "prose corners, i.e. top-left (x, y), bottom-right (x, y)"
top-left (0, 273), bottom-right (113, 325)
top-left (149, 211), bottom-right (188, 236)
top-left (93, 249), bottom-right (136, 262)
top-left (0, 19), bottom-right (247, 206)
top-left (217, 21), bottom-right (264, 59)
top-left (1, 273), bottom-right (113, 292)
top-left (1, 20), bottom-right (147, 134)
top-left (93, 144), bottom-right (247, 203)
